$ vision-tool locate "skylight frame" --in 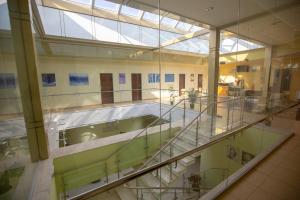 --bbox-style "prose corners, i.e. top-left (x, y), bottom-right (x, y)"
top-left (176, 21), bottom-right (192, 32)
top-left (120, 5), bottom-right (143, 18)
top-left (63, 0), bottom-right (92, 6)
top-left (142, 12), bottom-right (161, 24)
top-left (161, 17), bottom-right (178, 28)
top-left (94, 0), bottom-right (120, 13)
